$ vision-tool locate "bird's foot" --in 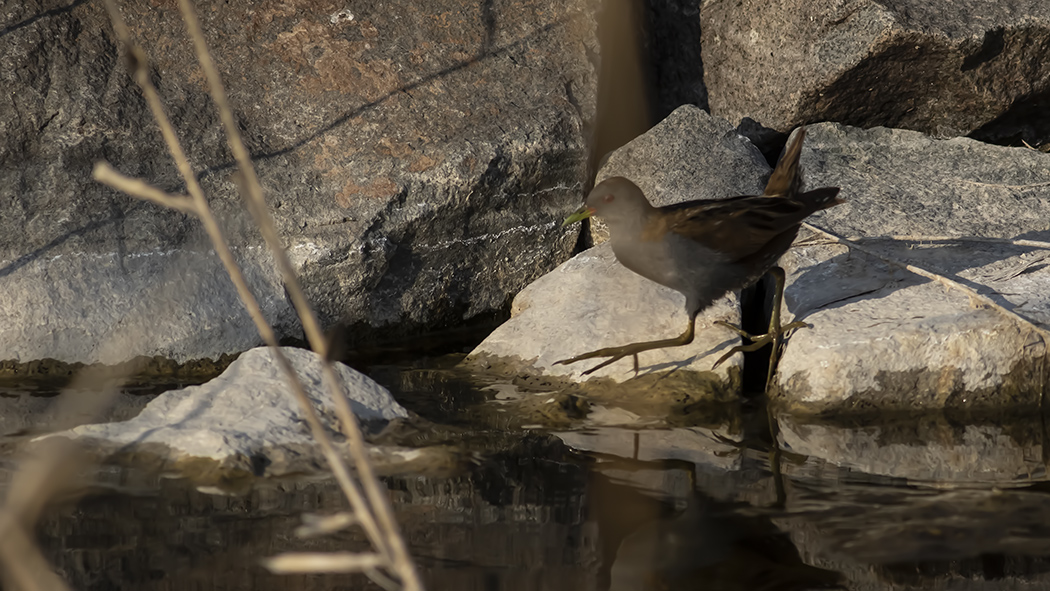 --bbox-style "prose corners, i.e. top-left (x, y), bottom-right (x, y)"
top-left (554, 346), bottom-right (642, 376)
top-left (711, 320), bottom-right (808, 369)
top-left (555, 326), bottom-right (698, 377)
